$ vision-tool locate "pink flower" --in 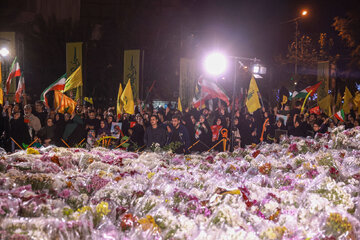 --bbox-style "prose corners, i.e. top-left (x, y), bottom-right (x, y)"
top-left (58, 189), bottom-right (72, 199)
